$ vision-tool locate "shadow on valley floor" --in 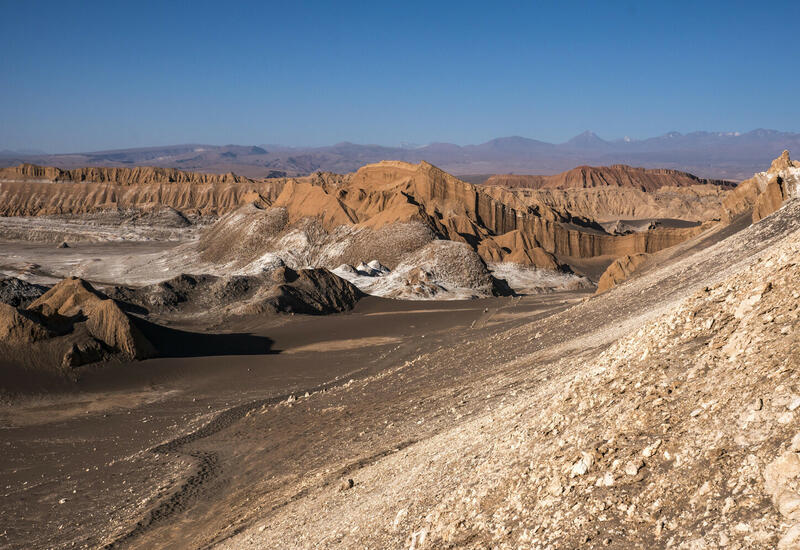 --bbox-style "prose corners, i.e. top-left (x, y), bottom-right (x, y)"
top-left (0, 322), bottom-right (279, 394)
top-left (134, 318), bottom-right (279, 358)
